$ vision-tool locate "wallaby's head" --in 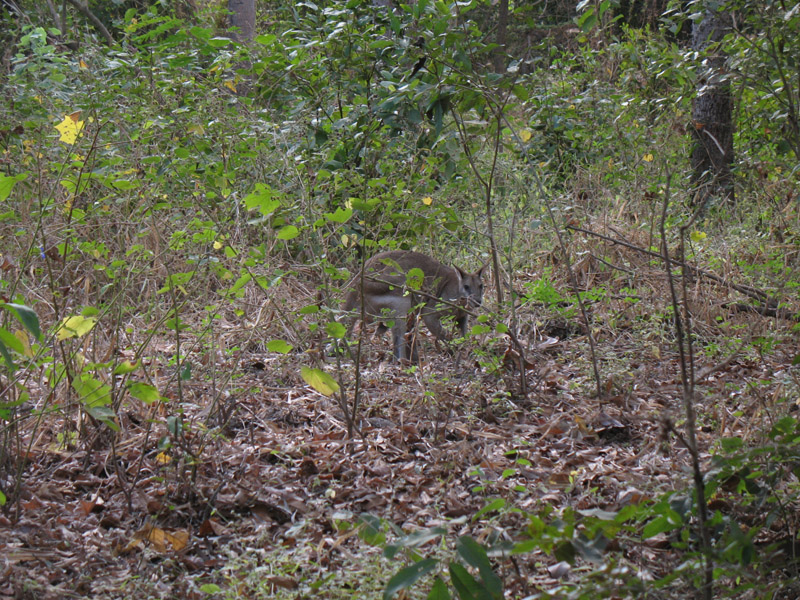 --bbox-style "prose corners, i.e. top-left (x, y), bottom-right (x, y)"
top-left (452, 262), bottom-right (487, 309)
